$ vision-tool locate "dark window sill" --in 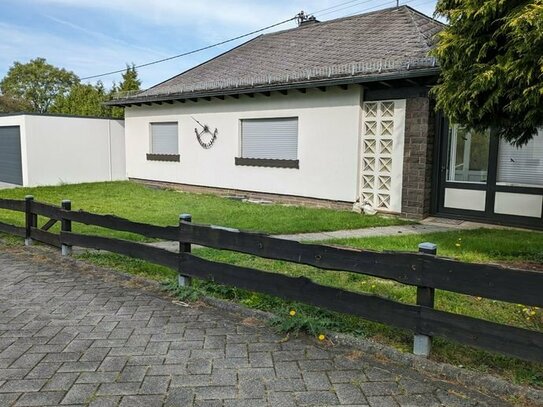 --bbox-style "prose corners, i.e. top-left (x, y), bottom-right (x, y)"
top-left (235, 157), bottom-right (299, 169)
top-left (146, 153), bottom-right (180, 162)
